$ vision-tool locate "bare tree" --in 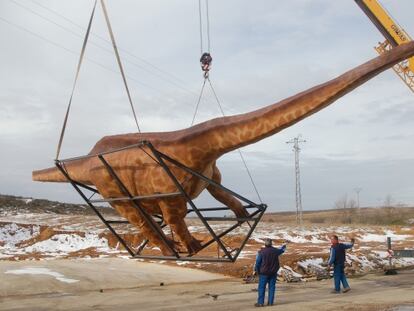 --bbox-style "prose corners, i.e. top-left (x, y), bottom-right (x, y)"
top-left (334, 194), bottom-right (356, 224)
top-left (383, 194), bottom-right (394, 208)
top-left (383, 194), bottom-right (396, 223)
top-left (335, 194), bottom-right (348, 210)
